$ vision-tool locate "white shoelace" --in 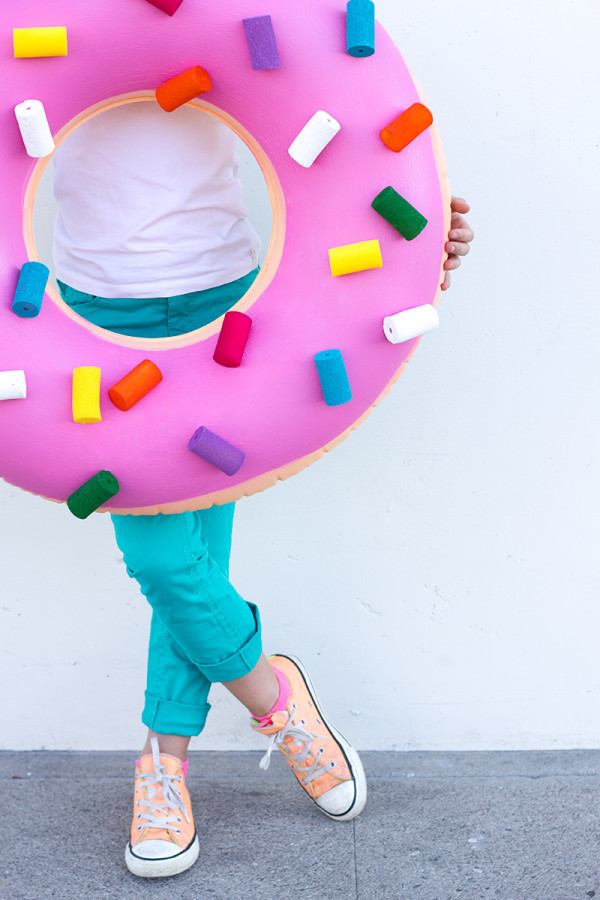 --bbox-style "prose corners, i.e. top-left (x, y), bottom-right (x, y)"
top-left (259, 705), bottom-right (336, 785)
top-left (135, 737), bottom-right (190, 833)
